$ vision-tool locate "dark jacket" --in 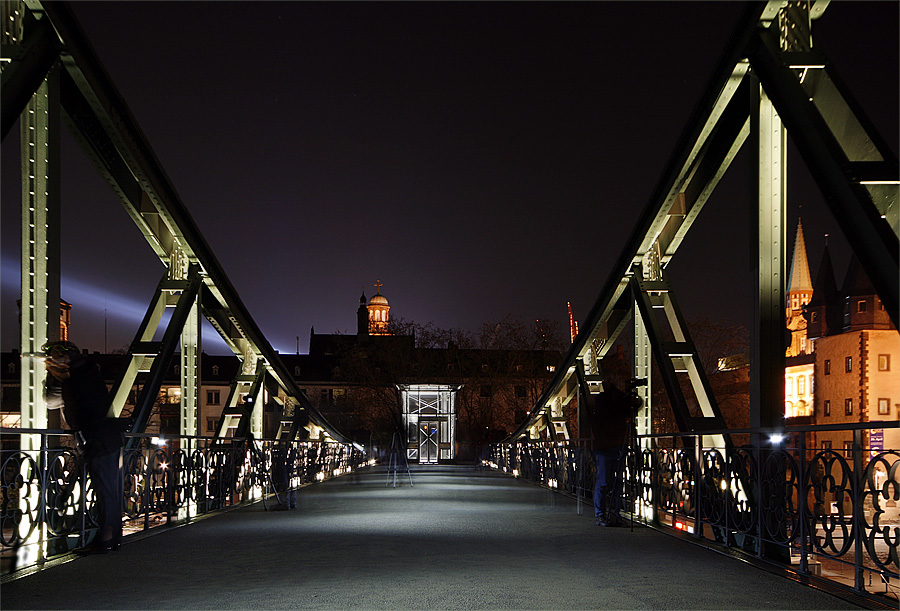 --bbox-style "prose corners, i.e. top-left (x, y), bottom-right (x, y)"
top-left (61, 358), bottom-right (121, 457)
top-left (587, 384), bottom-right (634, 451)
